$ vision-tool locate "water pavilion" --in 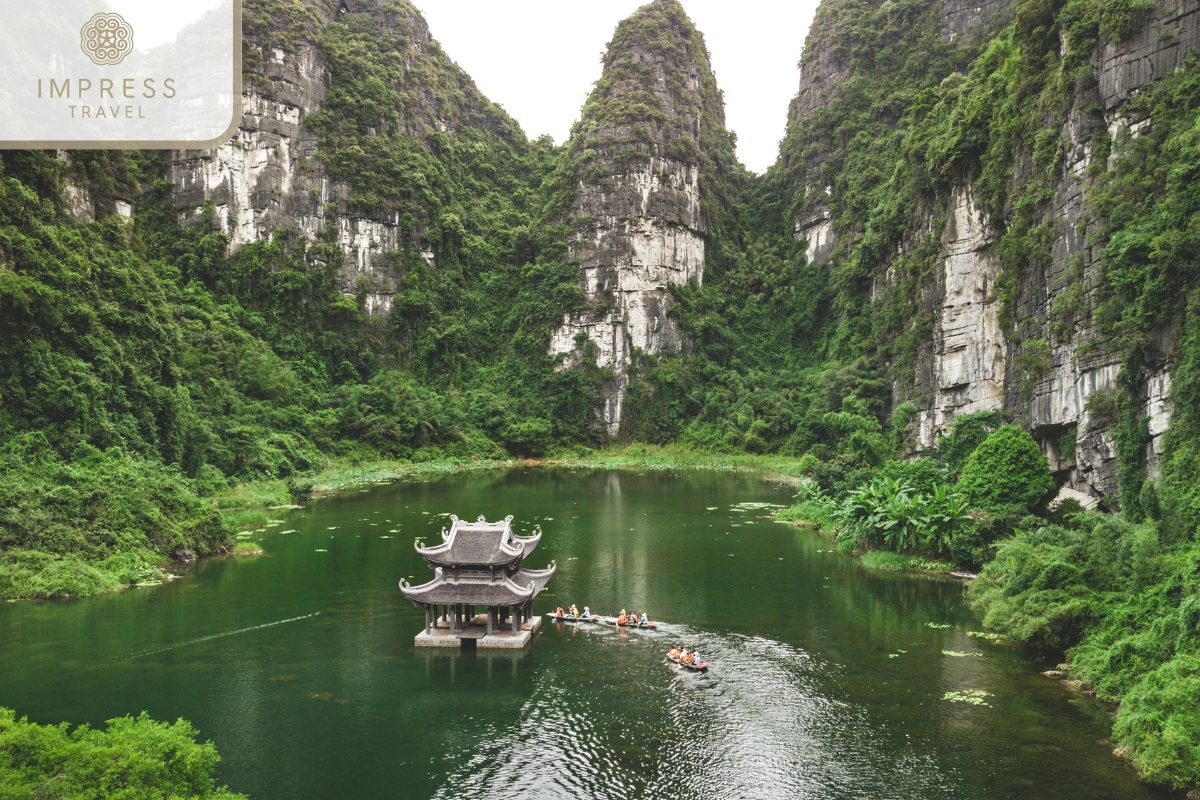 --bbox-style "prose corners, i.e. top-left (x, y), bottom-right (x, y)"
top-left (400, 514), bottom-right (555, 649)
